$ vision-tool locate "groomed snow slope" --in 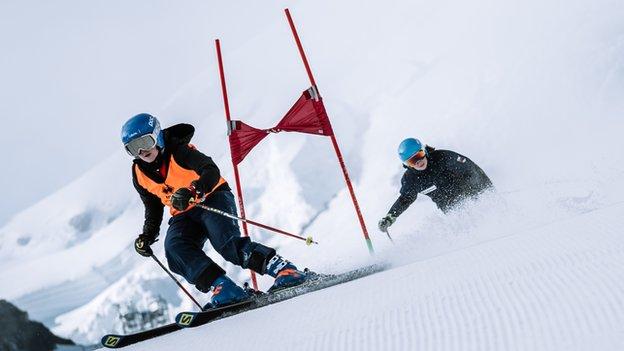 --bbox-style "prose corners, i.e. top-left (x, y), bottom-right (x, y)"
top-left (111, 201), bottom-right (624, 351)
top-left (1, 0), bottom-right (623, 347)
